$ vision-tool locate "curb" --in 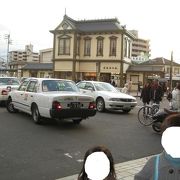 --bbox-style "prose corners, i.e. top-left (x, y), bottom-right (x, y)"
top-left (56, 155), bottom-right (153, 180)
